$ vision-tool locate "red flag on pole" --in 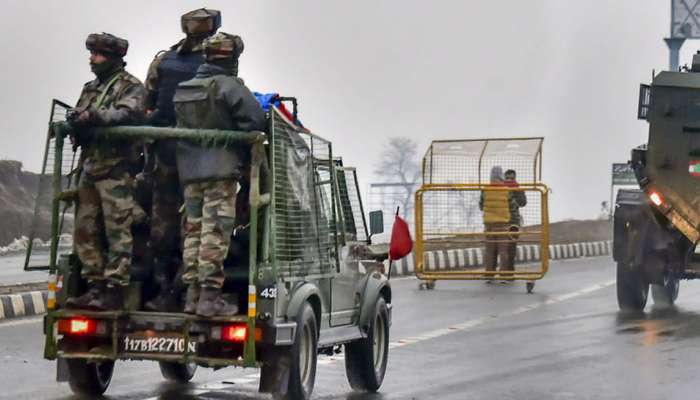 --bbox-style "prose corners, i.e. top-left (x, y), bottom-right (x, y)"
top-left (389, 214), bottom-right (413, 261)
